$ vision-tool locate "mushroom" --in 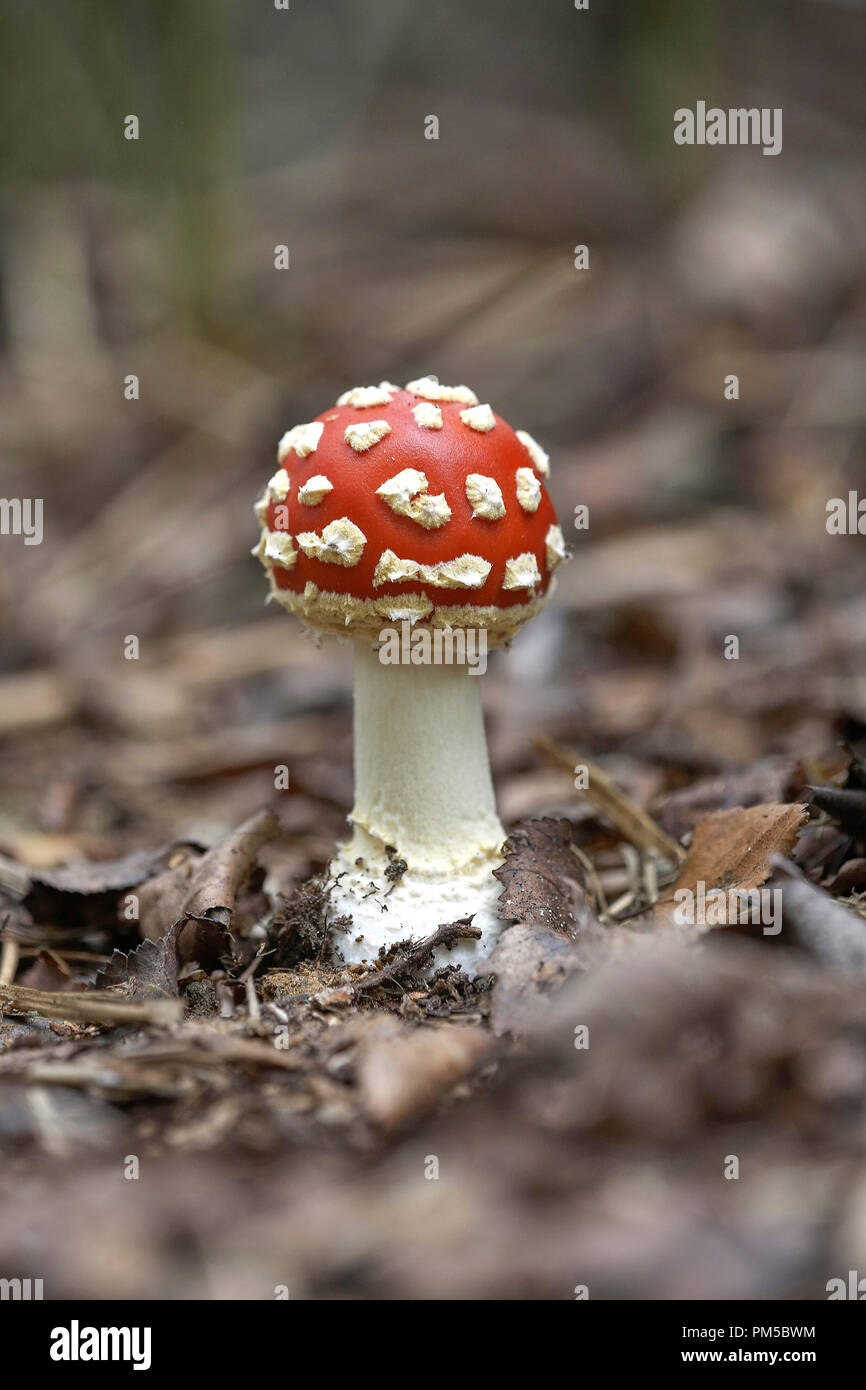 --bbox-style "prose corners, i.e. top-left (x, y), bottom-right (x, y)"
top-left (253, 377), bottom-right (566, 970)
